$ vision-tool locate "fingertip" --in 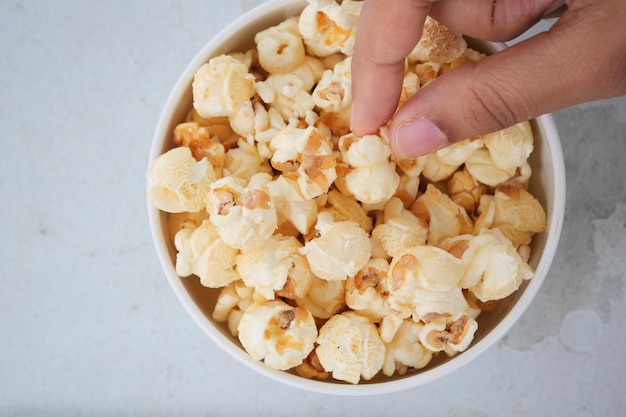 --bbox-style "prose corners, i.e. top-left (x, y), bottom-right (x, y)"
top-left (391, 118), bottom-right (449, 158)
